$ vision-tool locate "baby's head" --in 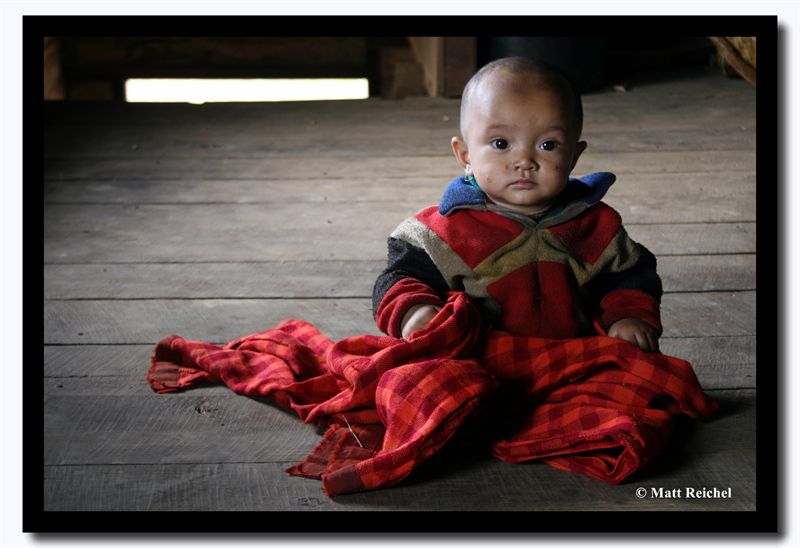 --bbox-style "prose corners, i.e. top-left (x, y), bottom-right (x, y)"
top-left (451, 57), bottom-right (587, 215)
